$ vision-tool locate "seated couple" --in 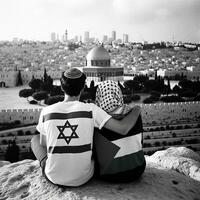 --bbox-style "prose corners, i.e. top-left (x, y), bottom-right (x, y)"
top-left (31, 68), bottom-right (146, 187)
